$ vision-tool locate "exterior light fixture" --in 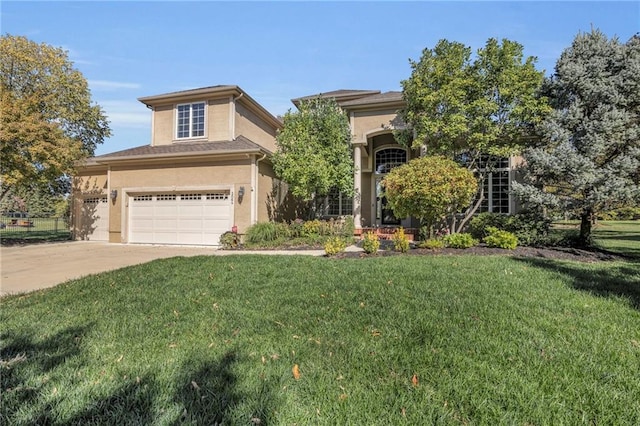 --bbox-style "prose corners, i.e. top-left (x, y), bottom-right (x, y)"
top-left (110, 189), bottom-right (118, 200)
top-left (238, 186), bottom-right (245, 198)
